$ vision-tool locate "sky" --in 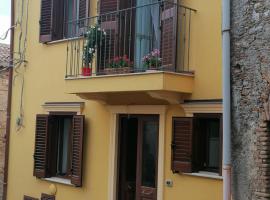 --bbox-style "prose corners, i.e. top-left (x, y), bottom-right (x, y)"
top-left (0, 0), bottom-right (11, 44)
